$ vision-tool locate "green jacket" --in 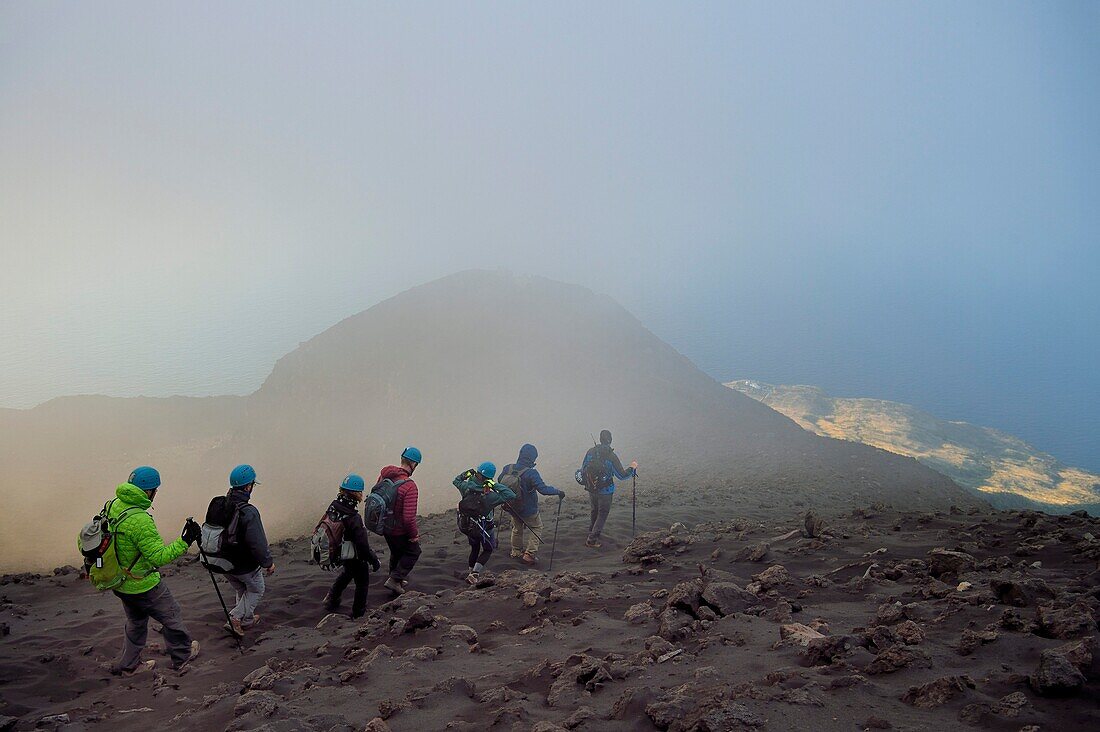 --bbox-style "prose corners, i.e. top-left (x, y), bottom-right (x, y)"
top-left (453, 470), bottom-right (516, 519)
top-left (107, 483), bottom-right (189, 594)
